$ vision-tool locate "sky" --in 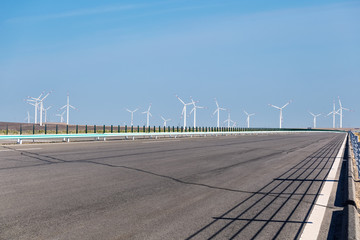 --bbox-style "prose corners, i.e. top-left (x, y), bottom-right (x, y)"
top-left (0, 0), bottom-right (359, 128)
